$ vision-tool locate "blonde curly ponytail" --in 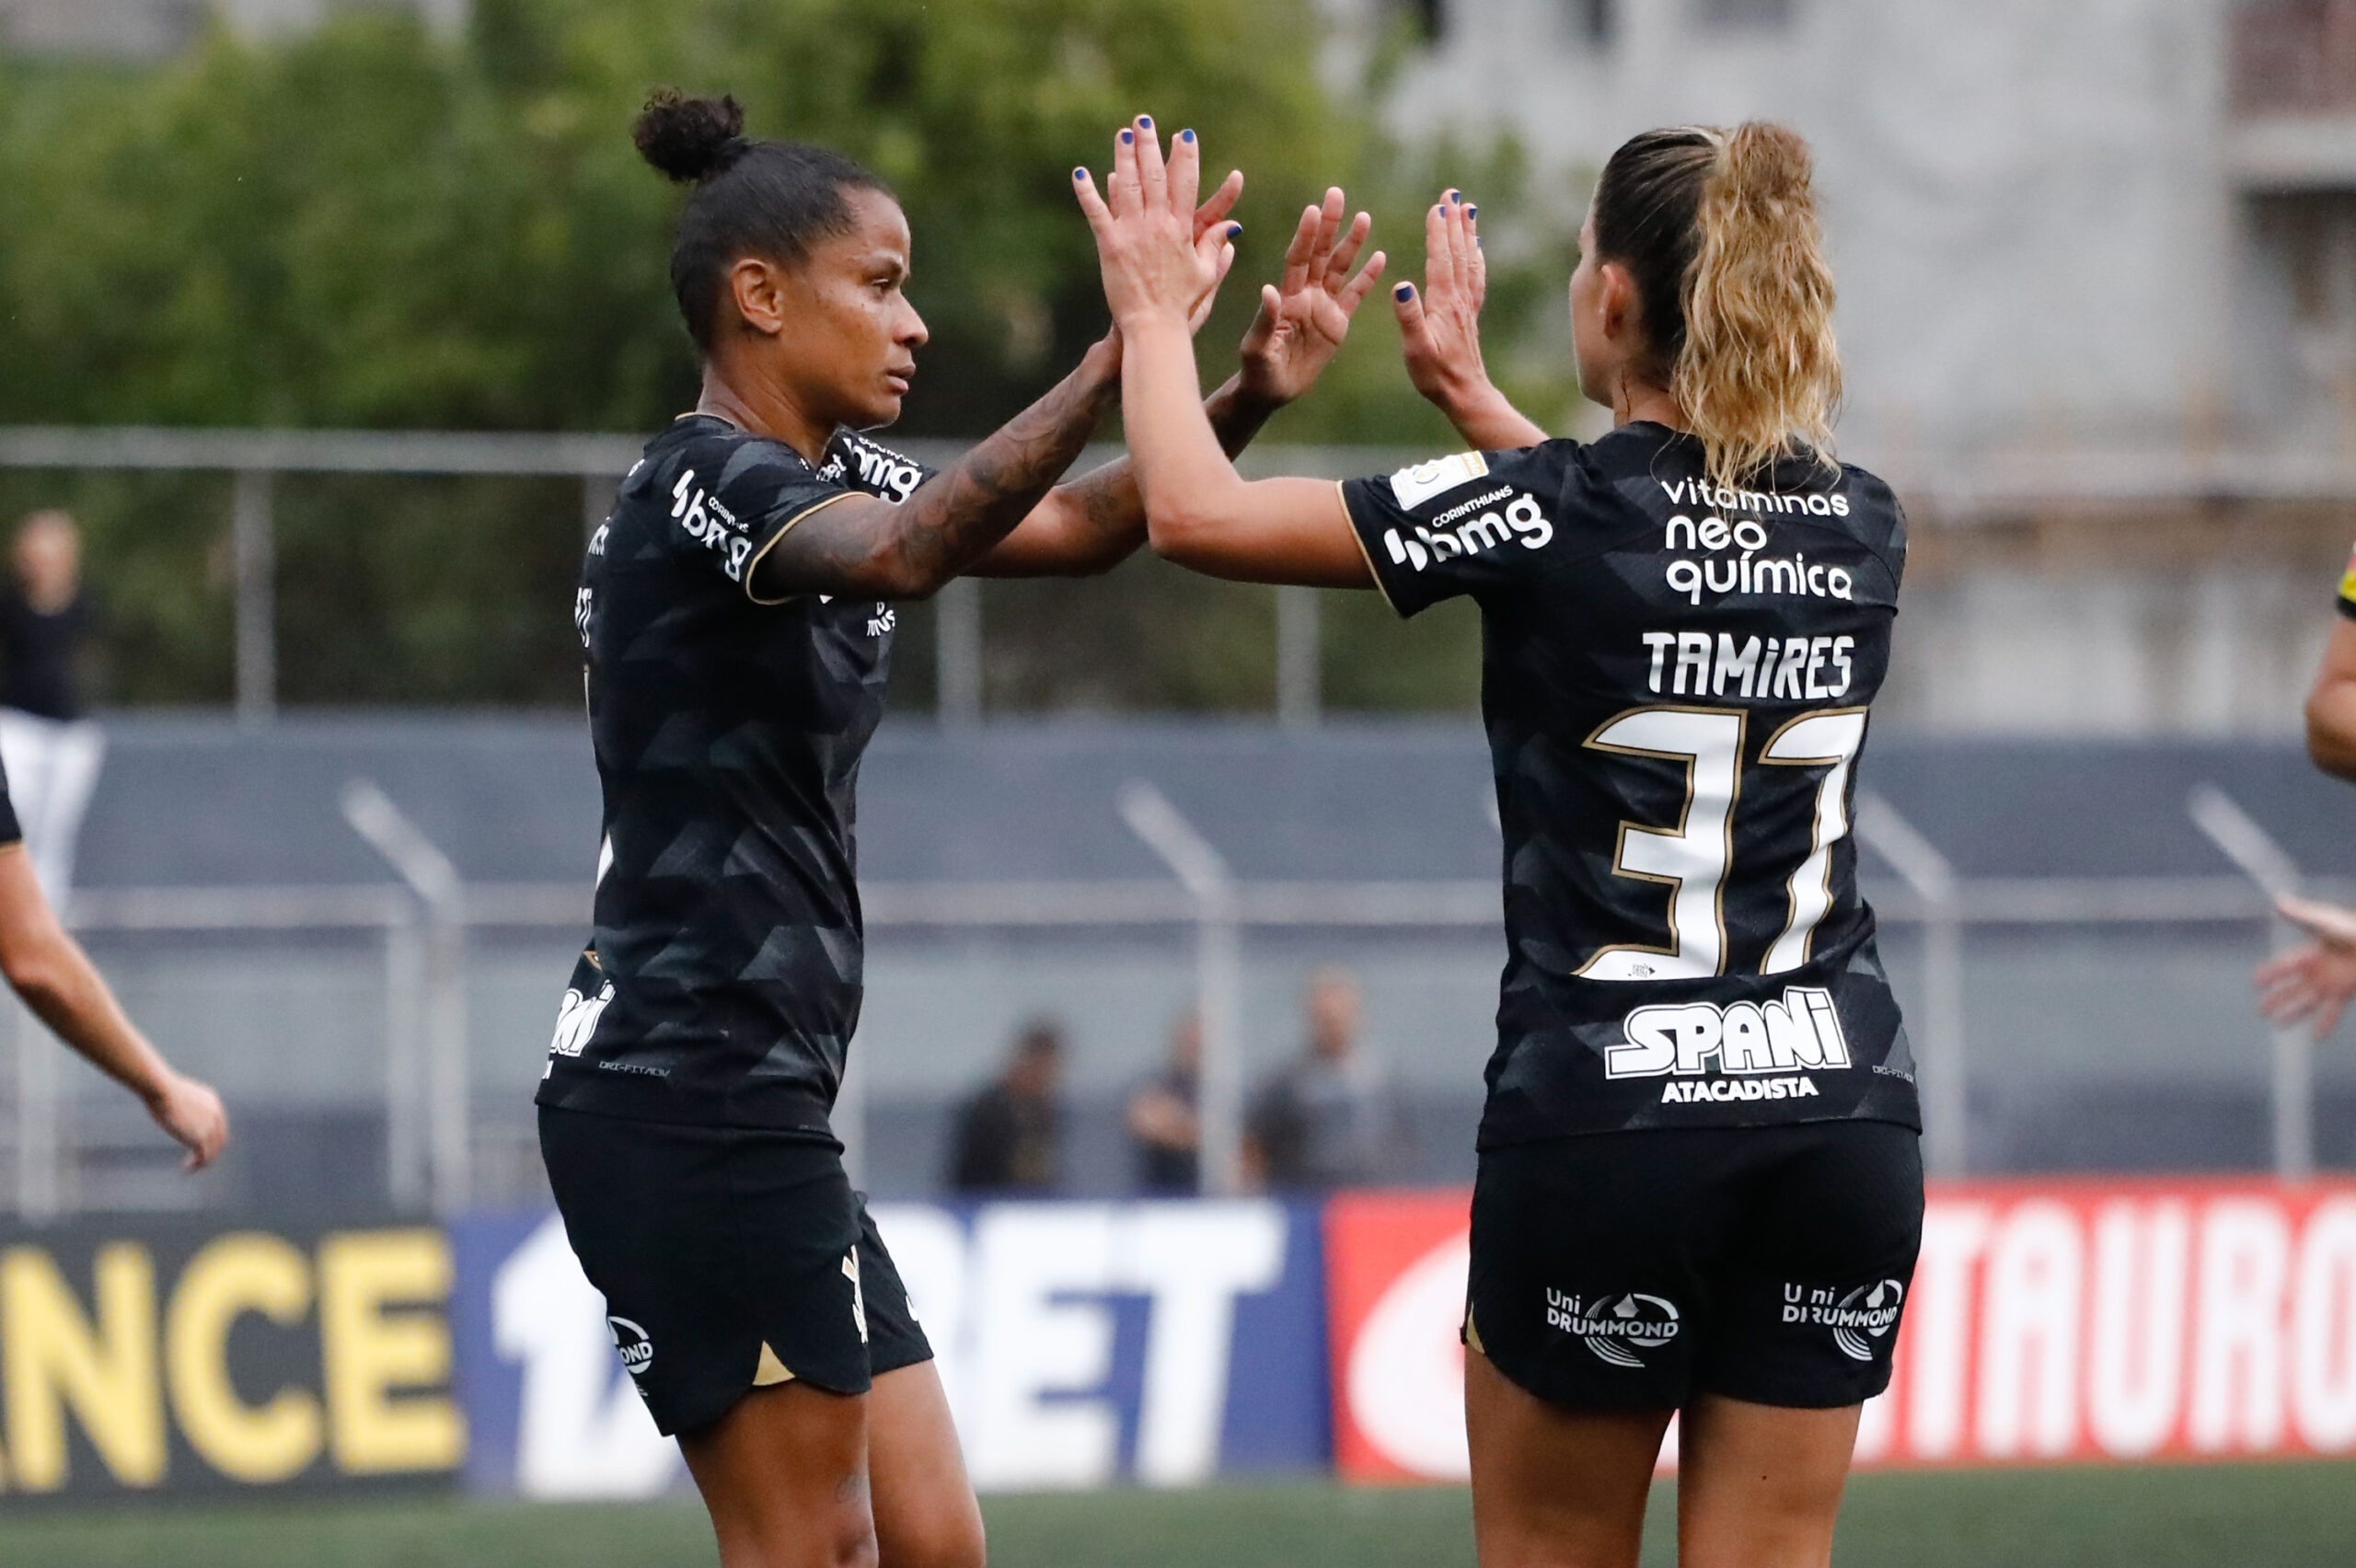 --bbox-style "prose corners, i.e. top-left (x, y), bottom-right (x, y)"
top-left (1591, 121), bottom-right (1842, 491)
